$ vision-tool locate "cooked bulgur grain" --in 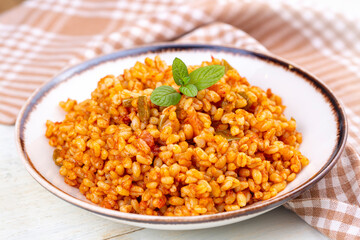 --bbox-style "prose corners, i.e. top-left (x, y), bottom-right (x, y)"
top-left (45, 56), bottom-right (309, 216)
